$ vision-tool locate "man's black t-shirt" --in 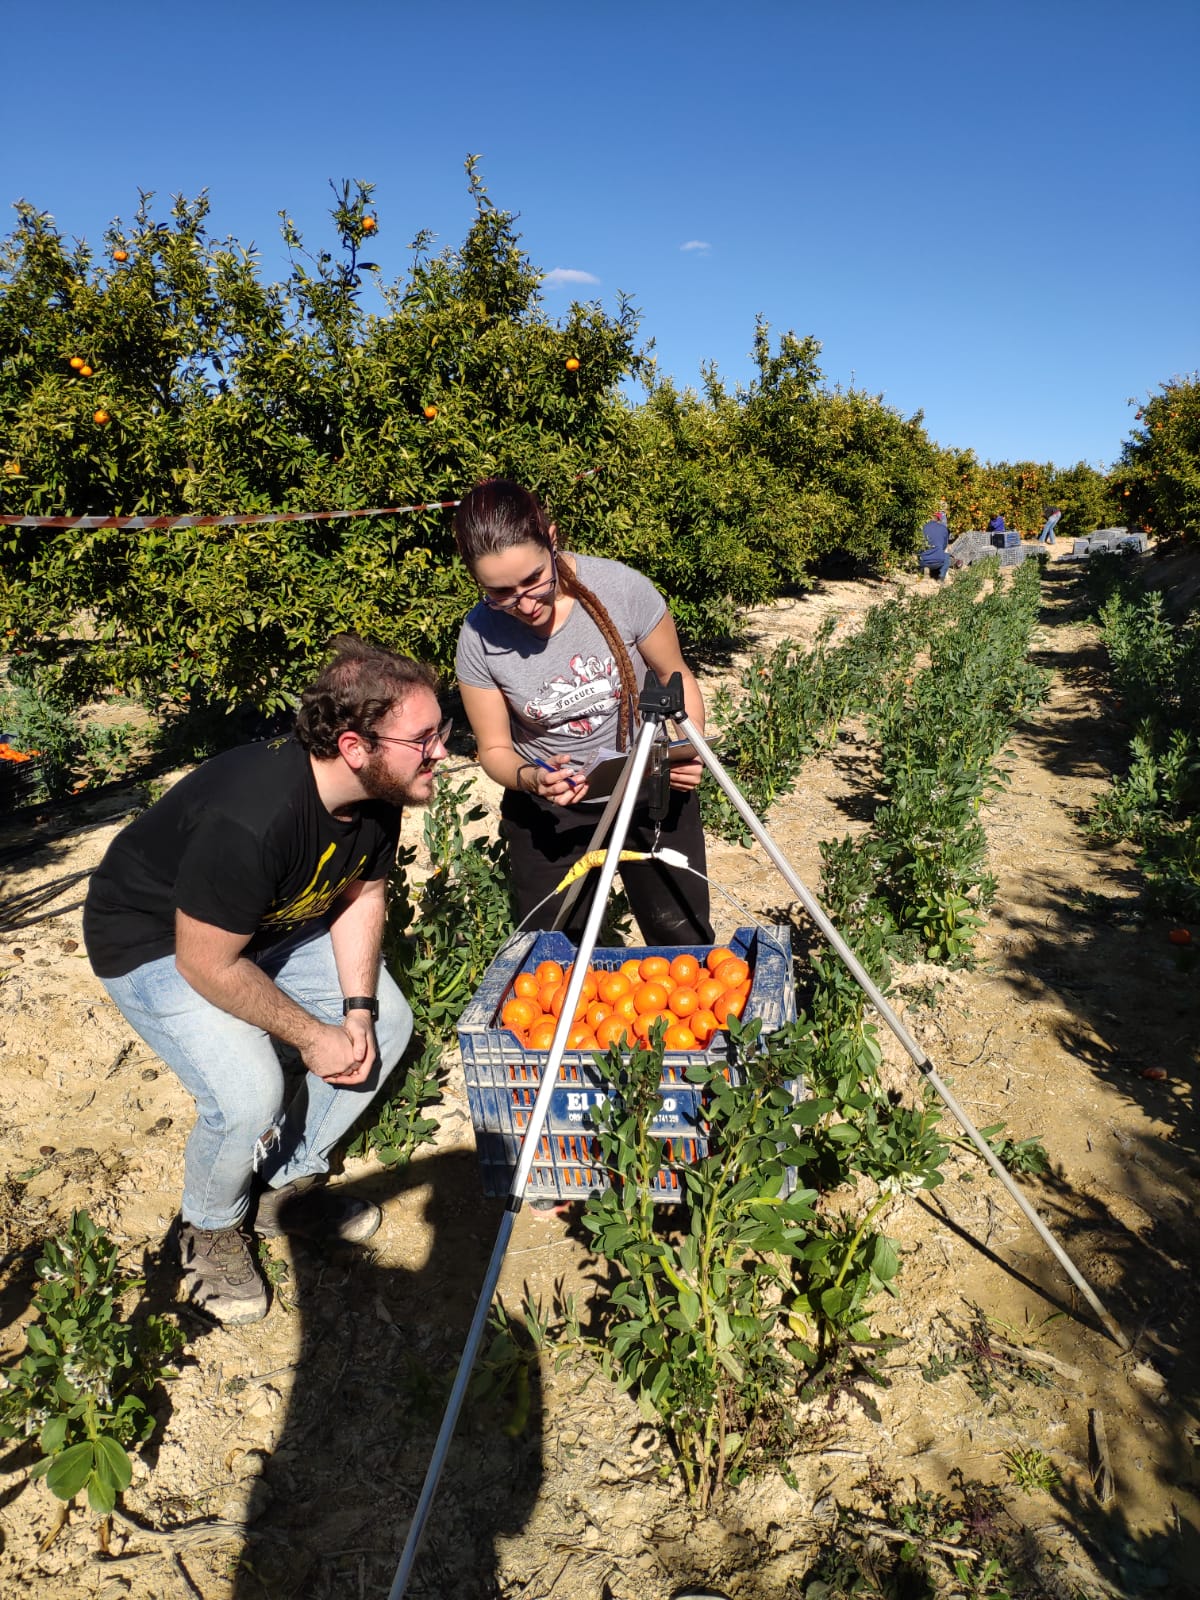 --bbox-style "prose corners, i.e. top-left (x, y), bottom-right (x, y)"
top-left (83, 739), bottom-right (401, 979)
